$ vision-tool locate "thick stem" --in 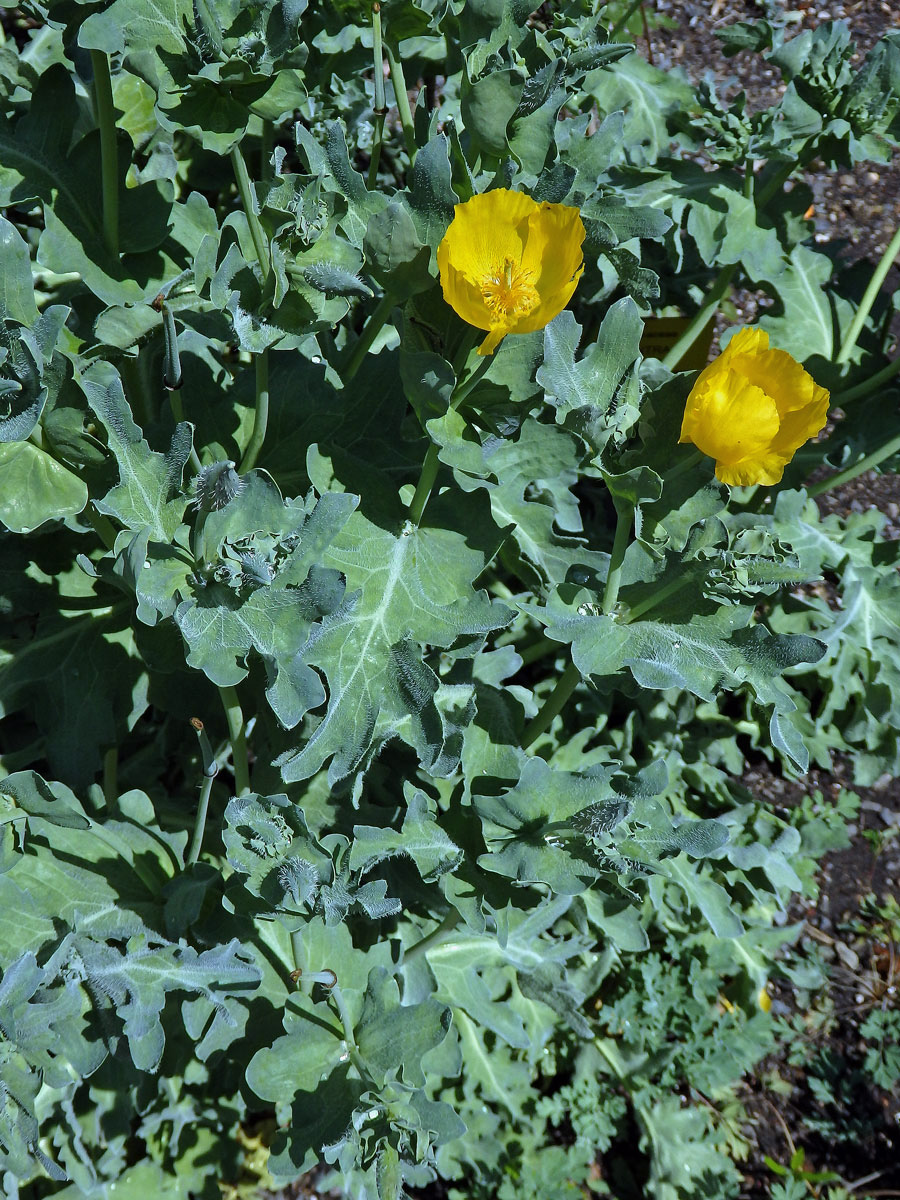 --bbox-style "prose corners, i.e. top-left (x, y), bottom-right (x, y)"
top-left (607, 0), bottom-right (644, 38)
top-left (121, 356), bottom-right (154, 429)
top-left (520, 658), bottom-right (582, 750)
top-left (239, 349), bottom-right (269, 473)
top-left (385, 42), bottom-right (416, 161)
top-left (169, 390), bottom-right (203, 474)
top-left (187, 770), bottom-right (216, 866)
top-left (408, 353), bottom-right (494, 525)
top-left (402, 911), bottom-right (460, 965)
top-left (260, 119), bottom-right (273, 181)
top-left (832, 354), bottom-right (900, 406)
top-left (408, 443), bottom-right (440, 526)
top-left (328, 983), bottom-right (373, 1082)
top-left (661, 159), bottom-right (799, 372)
top-left (368, 3), bottom-right (387, 188)
top-left (102, 747), bottom-right (117, 808)
top-left (662, 447), bottom-right (705, 486)
top-left (661, 264), bottom-right (735, 371)
top-left (86, 503), bottom-right (117, 551)
top-left (343, 292), bottom-right (396, 381)
top-left (219, 686), bottom-right (250, 796)
top-left (602, 499), bottom-right (635, 615)
top-left (230, 144), bottom-right (269, 277)
top-left (90, 50), bottom-right (119, 258)
top-left (836, 224), bottom-right (900, 365)
top-left (161, 302), bottom-right (183, 391)
top-left (625, 571), bottom-right (692, 623)
top-left (806, 430), bottom-right (900, 498)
